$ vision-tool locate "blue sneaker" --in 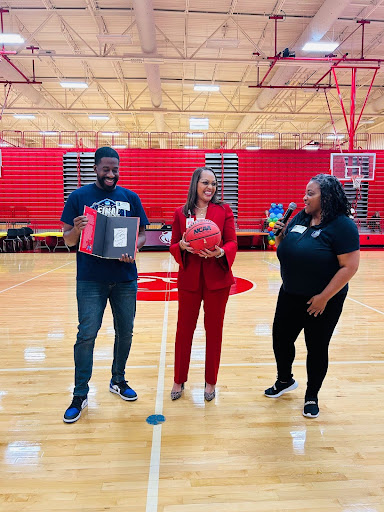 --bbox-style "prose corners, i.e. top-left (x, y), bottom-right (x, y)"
top-left (109, 379), bottom-right (137, 401)
top-left (63, 395), bottom-right (88, 423)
